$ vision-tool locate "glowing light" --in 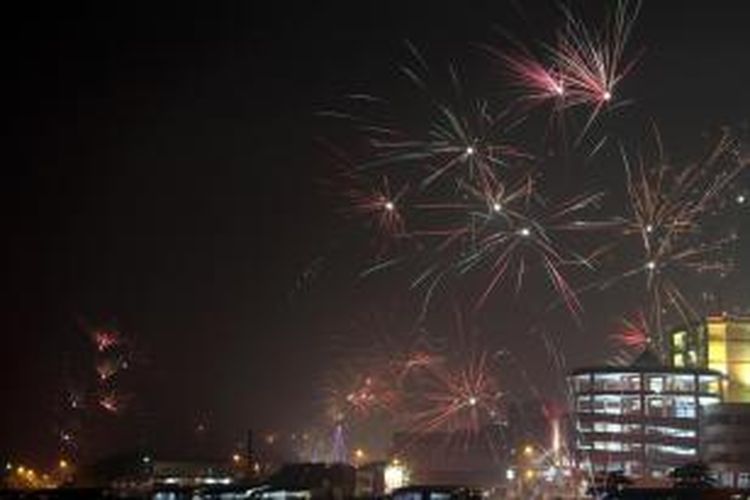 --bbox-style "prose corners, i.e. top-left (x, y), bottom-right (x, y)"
top-left (5, 462), bottom-right (11, 472)
top-left (602, 90), bottom-right (612, 102)
top-left (354, 448), bottom-right (365, 461)
top-left (58, 459), bottom-right (68, 469)
top-left (737, 194), bottom-right (746, 204)
top-left (384, 462), bottom-right (409, 493)
top-left (525, 469), bottom-right (535, 480)
top-left (232, 453), bottom-right (241, 464)
top-left (645, 224), bottom-right (654, 233)
top-left (523, 445), bottom-right (535, 457)
top-left (465, 145), bottom-right (475, 156)
top-left (518, 227), bottom-right (531, 237)
top-left (492, 202), bottom-right (502, 213)
top-left (506, 469), bottom-right (516, 481)
top-left (467, 396), bottom-right (478, 407)
top-left (384, 201), bottom-right (395, 212)
top-left (645, 260), bottom-right (657, 270)
top-left (142, 455), bottom-right (152, 464)
top-left (17, 466), bottom-right (25, 475)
